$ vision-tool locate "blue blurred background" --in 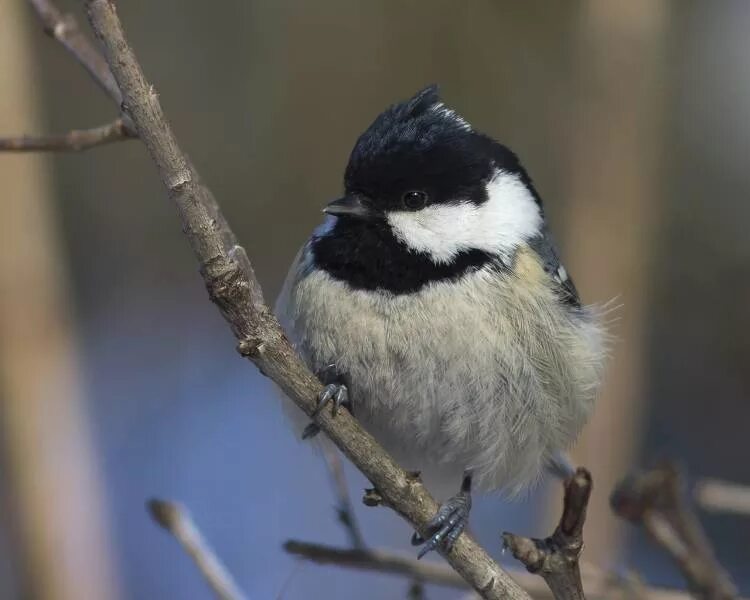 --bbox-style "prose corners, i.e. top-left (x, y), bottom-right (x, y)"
top-left (1, 1), bottom-right (749, 598)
